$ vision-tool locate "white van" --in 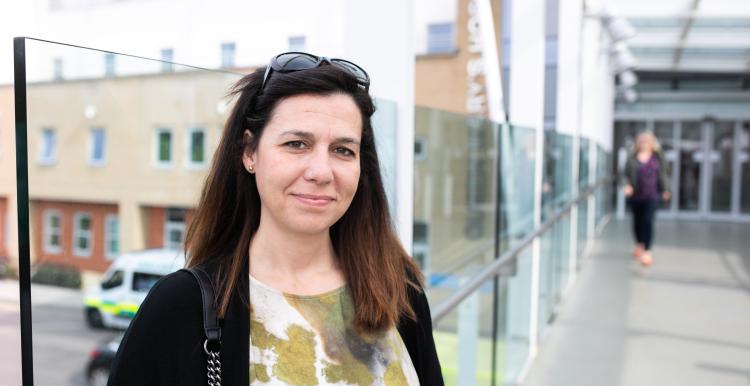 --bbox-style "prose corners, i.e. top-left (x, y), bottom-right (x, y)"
top-left (84, 249), bottom-right (185, 329)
